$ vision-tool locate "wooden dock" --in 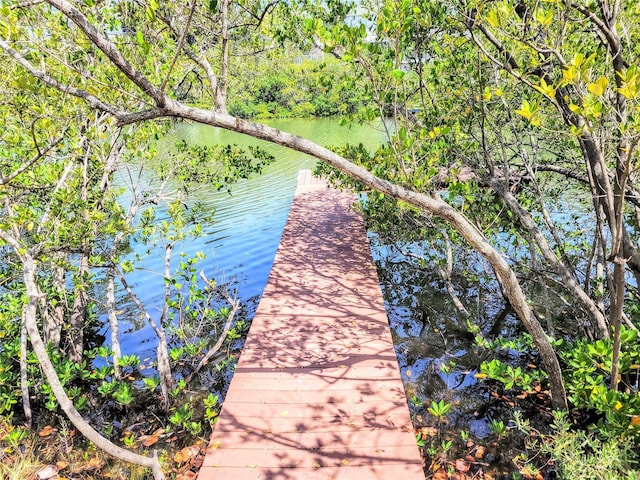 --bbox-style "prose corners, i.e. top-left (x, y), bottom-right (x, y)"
top-left (197, 170), bottom-right (424, 480)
